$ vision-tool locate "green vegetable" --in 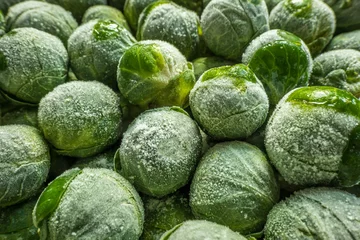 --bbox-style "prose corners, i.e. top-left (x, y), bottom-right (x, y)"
top-left (190, 141), bottom-right (280, 235)
top-left (192, 57), bottom-right (234, 80)
top-left (33, 168), bottom-right (144, 239)
top-left (0, 10), bottom-right (5, 37)
top-left (265, 0), bottom-right (282, 11)
top-left (0, 125), bottom-right (50, 208)
top-left (242, 29), bottom-right (313, 105)
top-left (0, 0), bottom-right (27, 15)
top-left (326, 30), bottom-right (360, 52)
top-left (172, 0), bottom-right (203, 15)
top-left (116, 107), bottom-right (202, 197)
top-left (322, 0), bottom-right (360, 31)
top-left (72, 147), bottom-right (117, 170)
top-left (1, 107), bottom-right (38, 128)
top-left (124, 0), bottom-right (157, 31)
top-left (38, 81), bottom-right (122, 158)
